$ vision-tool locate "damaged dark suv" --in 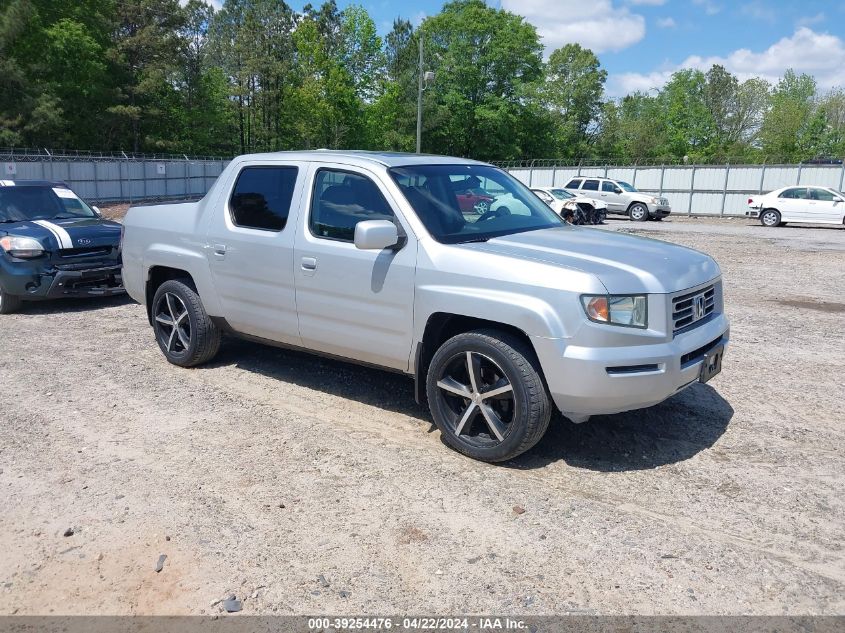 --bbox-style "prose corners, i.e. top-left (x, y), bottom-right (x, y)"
top-left (0, 180), bottom-right (124, 314)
